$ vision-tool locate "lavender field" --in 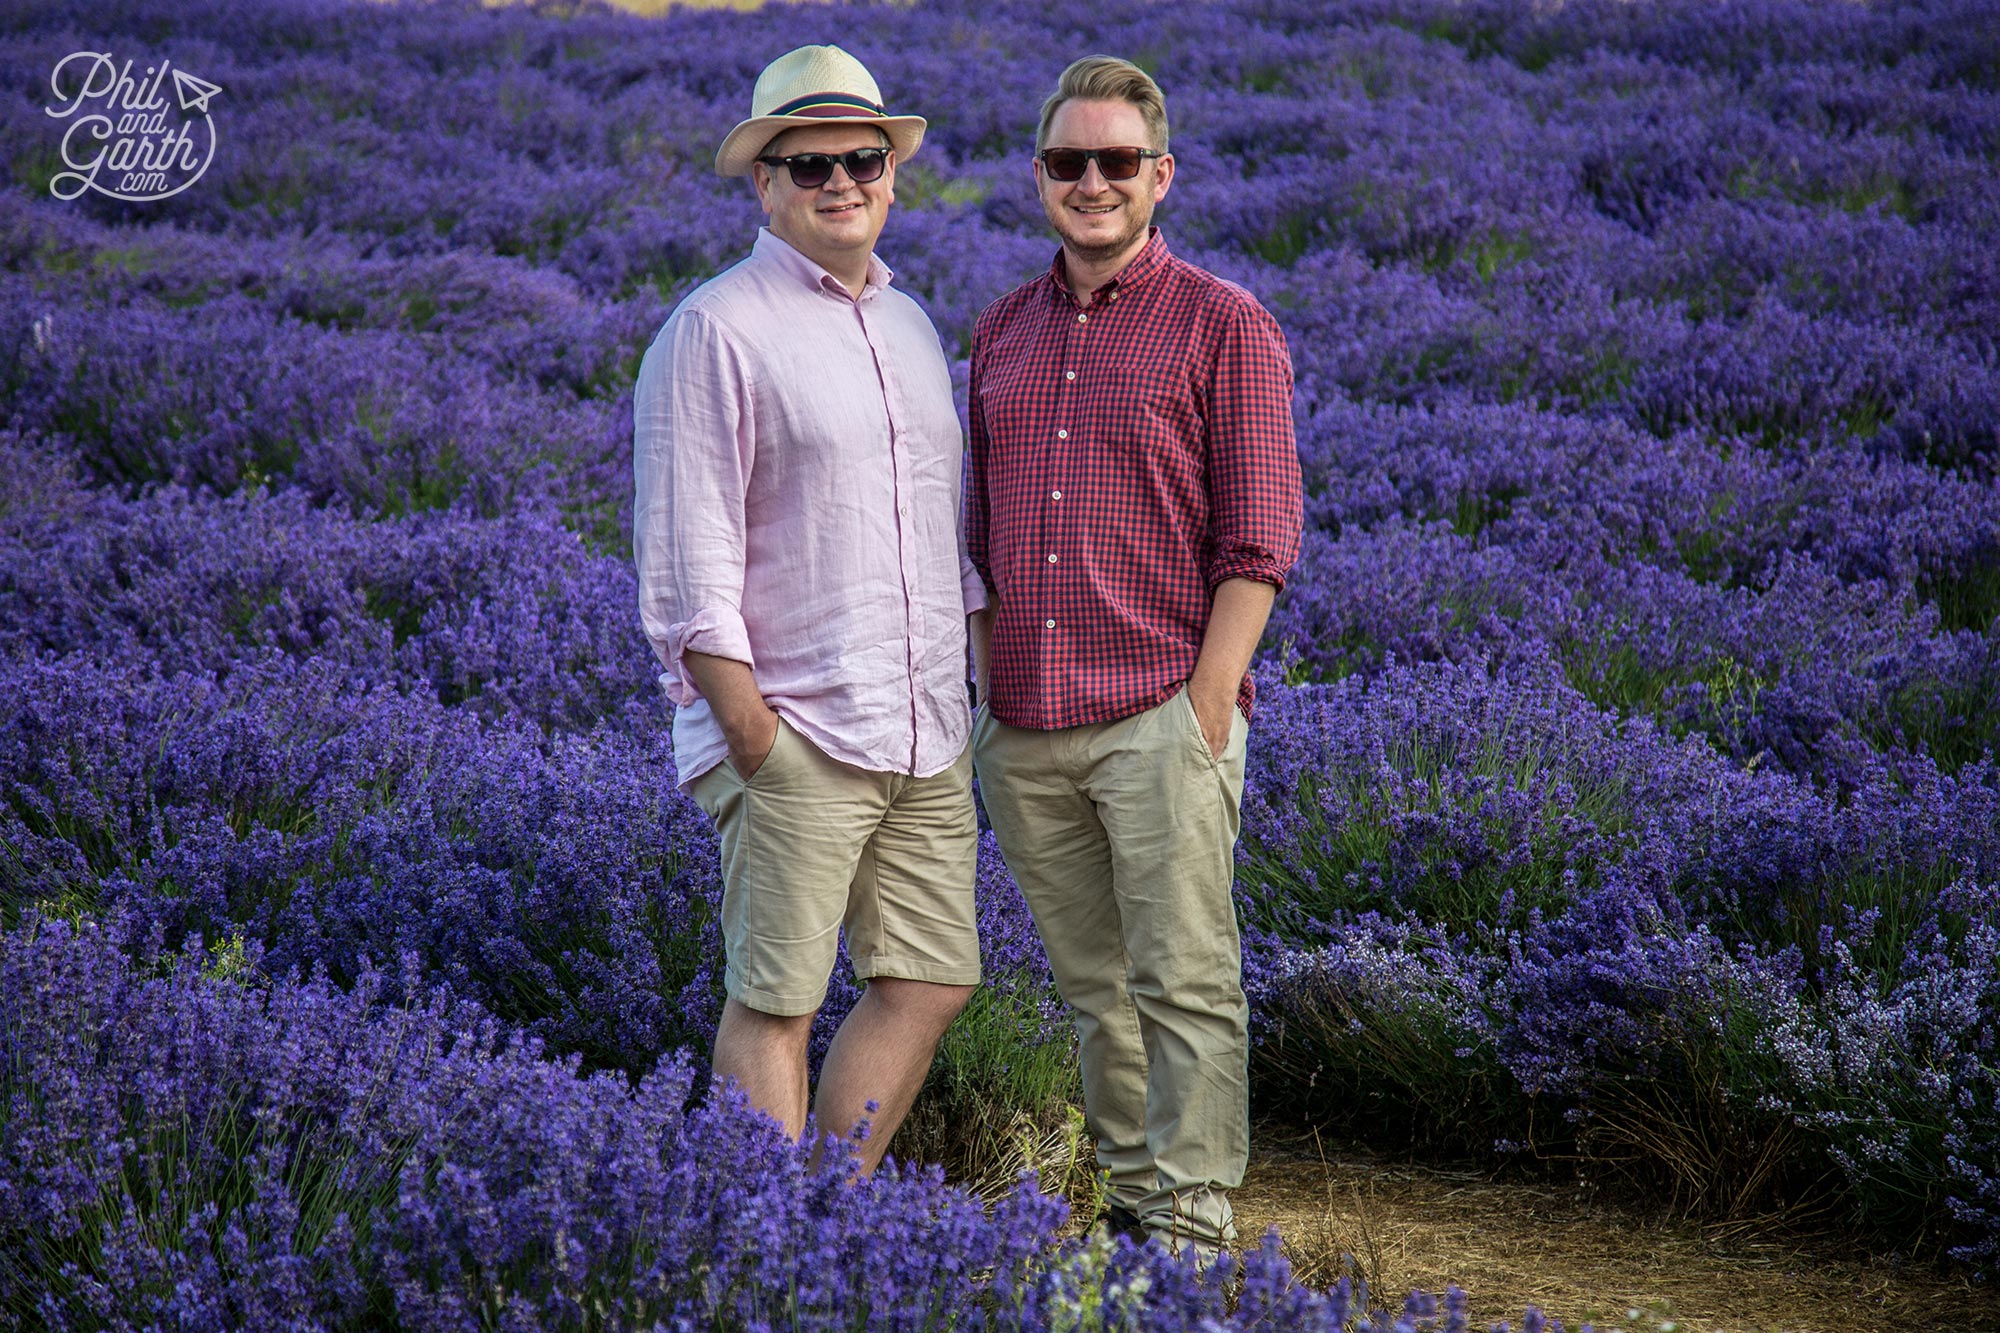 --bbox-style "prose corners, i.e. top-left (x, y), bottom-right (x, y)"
top-left (2, 0), bottom-right (1998, 1326)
